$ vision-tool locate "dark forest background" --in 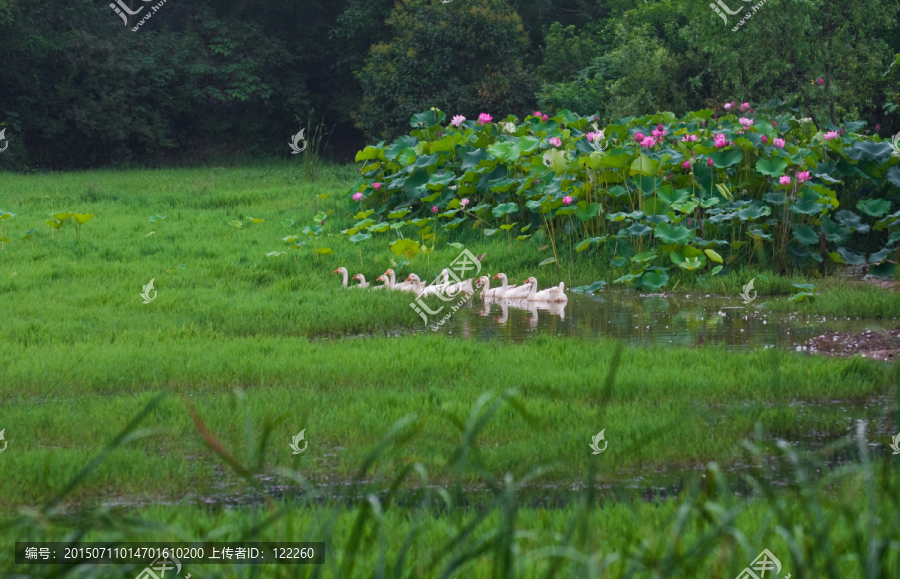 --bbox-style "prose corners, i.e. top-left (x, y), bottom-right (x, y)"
top-left (0, 0), bottom-right (898, 170)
